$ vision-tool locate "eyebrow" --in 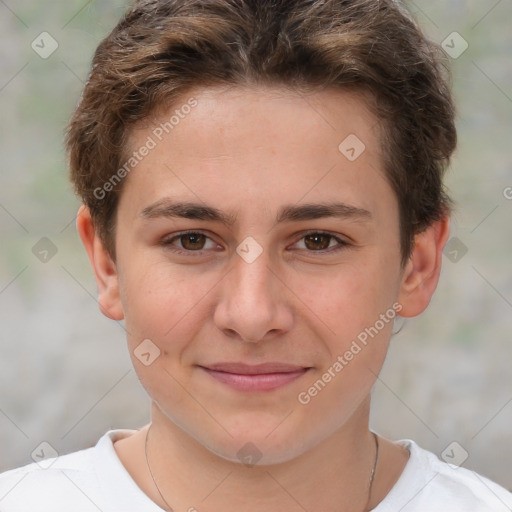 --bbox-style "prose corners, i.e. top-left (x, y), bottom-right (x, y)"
top-left (140, 199), bottom-right (372, 226)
